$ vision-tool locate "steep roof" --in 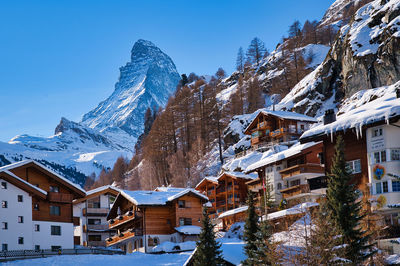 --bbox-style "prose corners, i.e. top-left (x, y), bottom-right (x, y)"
top-left (218, 205), bottom-right (248, 219)
top-left (0, 160), bottom-right (86, 196)
top-left (0, 170), bottom-right (47, 199)
top-left (301, 89), bottom-right (400, 142)
top-left (220, 171), bottom-right (258, 180)
top-left (245, 141), bottom-right (321, 173)
top-left (120, 188), bottom-right (208, 206)
top-left (195, 176), bottom-right (218, 189)
top-left (73, 185), bottom-right (121, 204)
top-left (244, 109), bottom-right (317, 134)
